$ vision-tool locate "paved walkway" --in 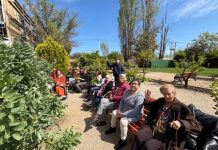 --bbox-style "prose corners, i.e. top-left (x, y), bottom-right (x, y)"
top-left (57, 92), bottom-right (131, 150)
